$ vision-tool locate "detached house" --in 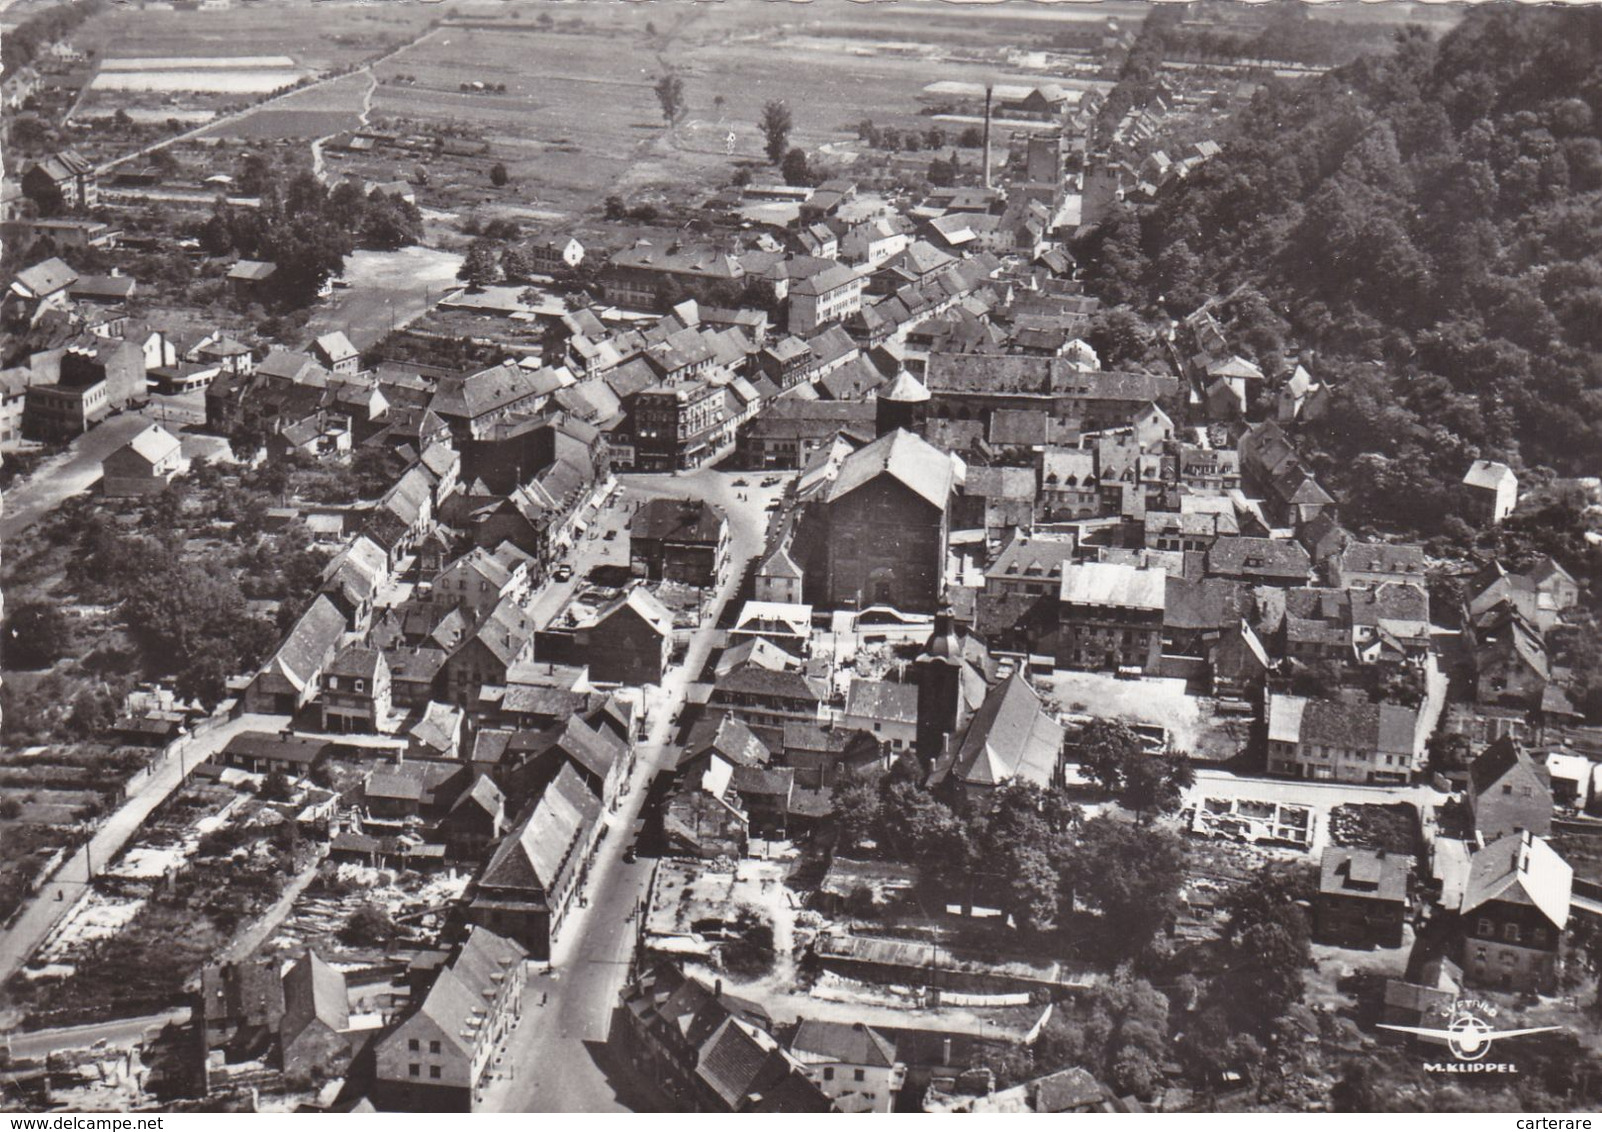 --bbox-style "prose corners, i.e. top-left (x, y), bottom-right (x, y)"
top-left (630, 497), bottom-right (728, 587)
top-left (22, 150), bottom-right (97, 211)
top-left (310, 331), bottom-right (361, 376)
top-left (1463, 460), bottom-right (1518, 525)
top-left (1314, 846), bottom-right (1409, 949)
top-left (528, 234), bottom-right (585, 276)
top-left (101, 423), bottom-right (184, 496)
top-left (1467, 736), bottom-right (1553, 841)
top-left (1459, 831), bottom-right (1571, 994)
